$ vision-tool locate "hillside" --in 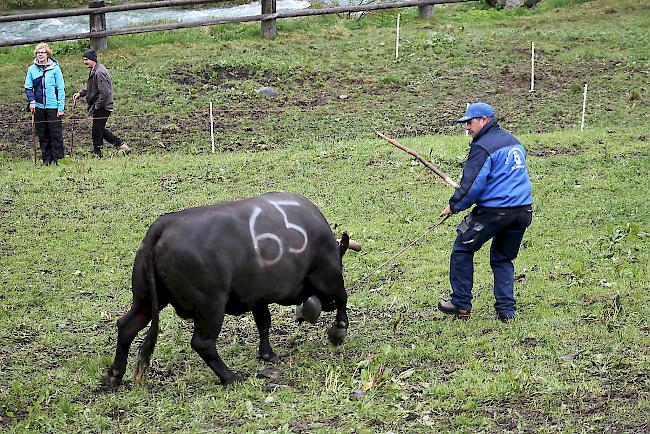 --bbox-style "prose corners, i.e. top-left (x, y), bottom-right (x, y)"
top-left (1, 0), bottom-right (649, 432)
top-left (1, 0), bottom-right (648, 157)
